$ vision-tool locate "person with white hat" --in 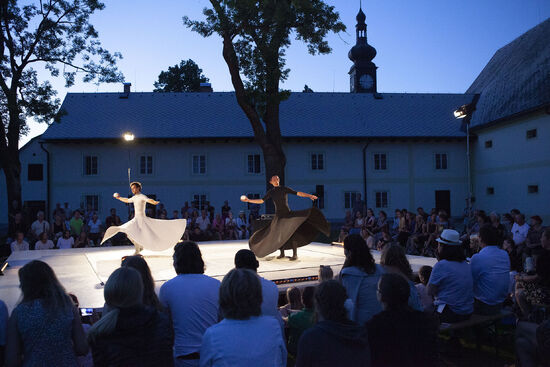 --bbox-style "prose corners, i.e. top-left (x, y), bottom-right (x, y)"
top-left (427, 229), bottom-right (474, 323)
